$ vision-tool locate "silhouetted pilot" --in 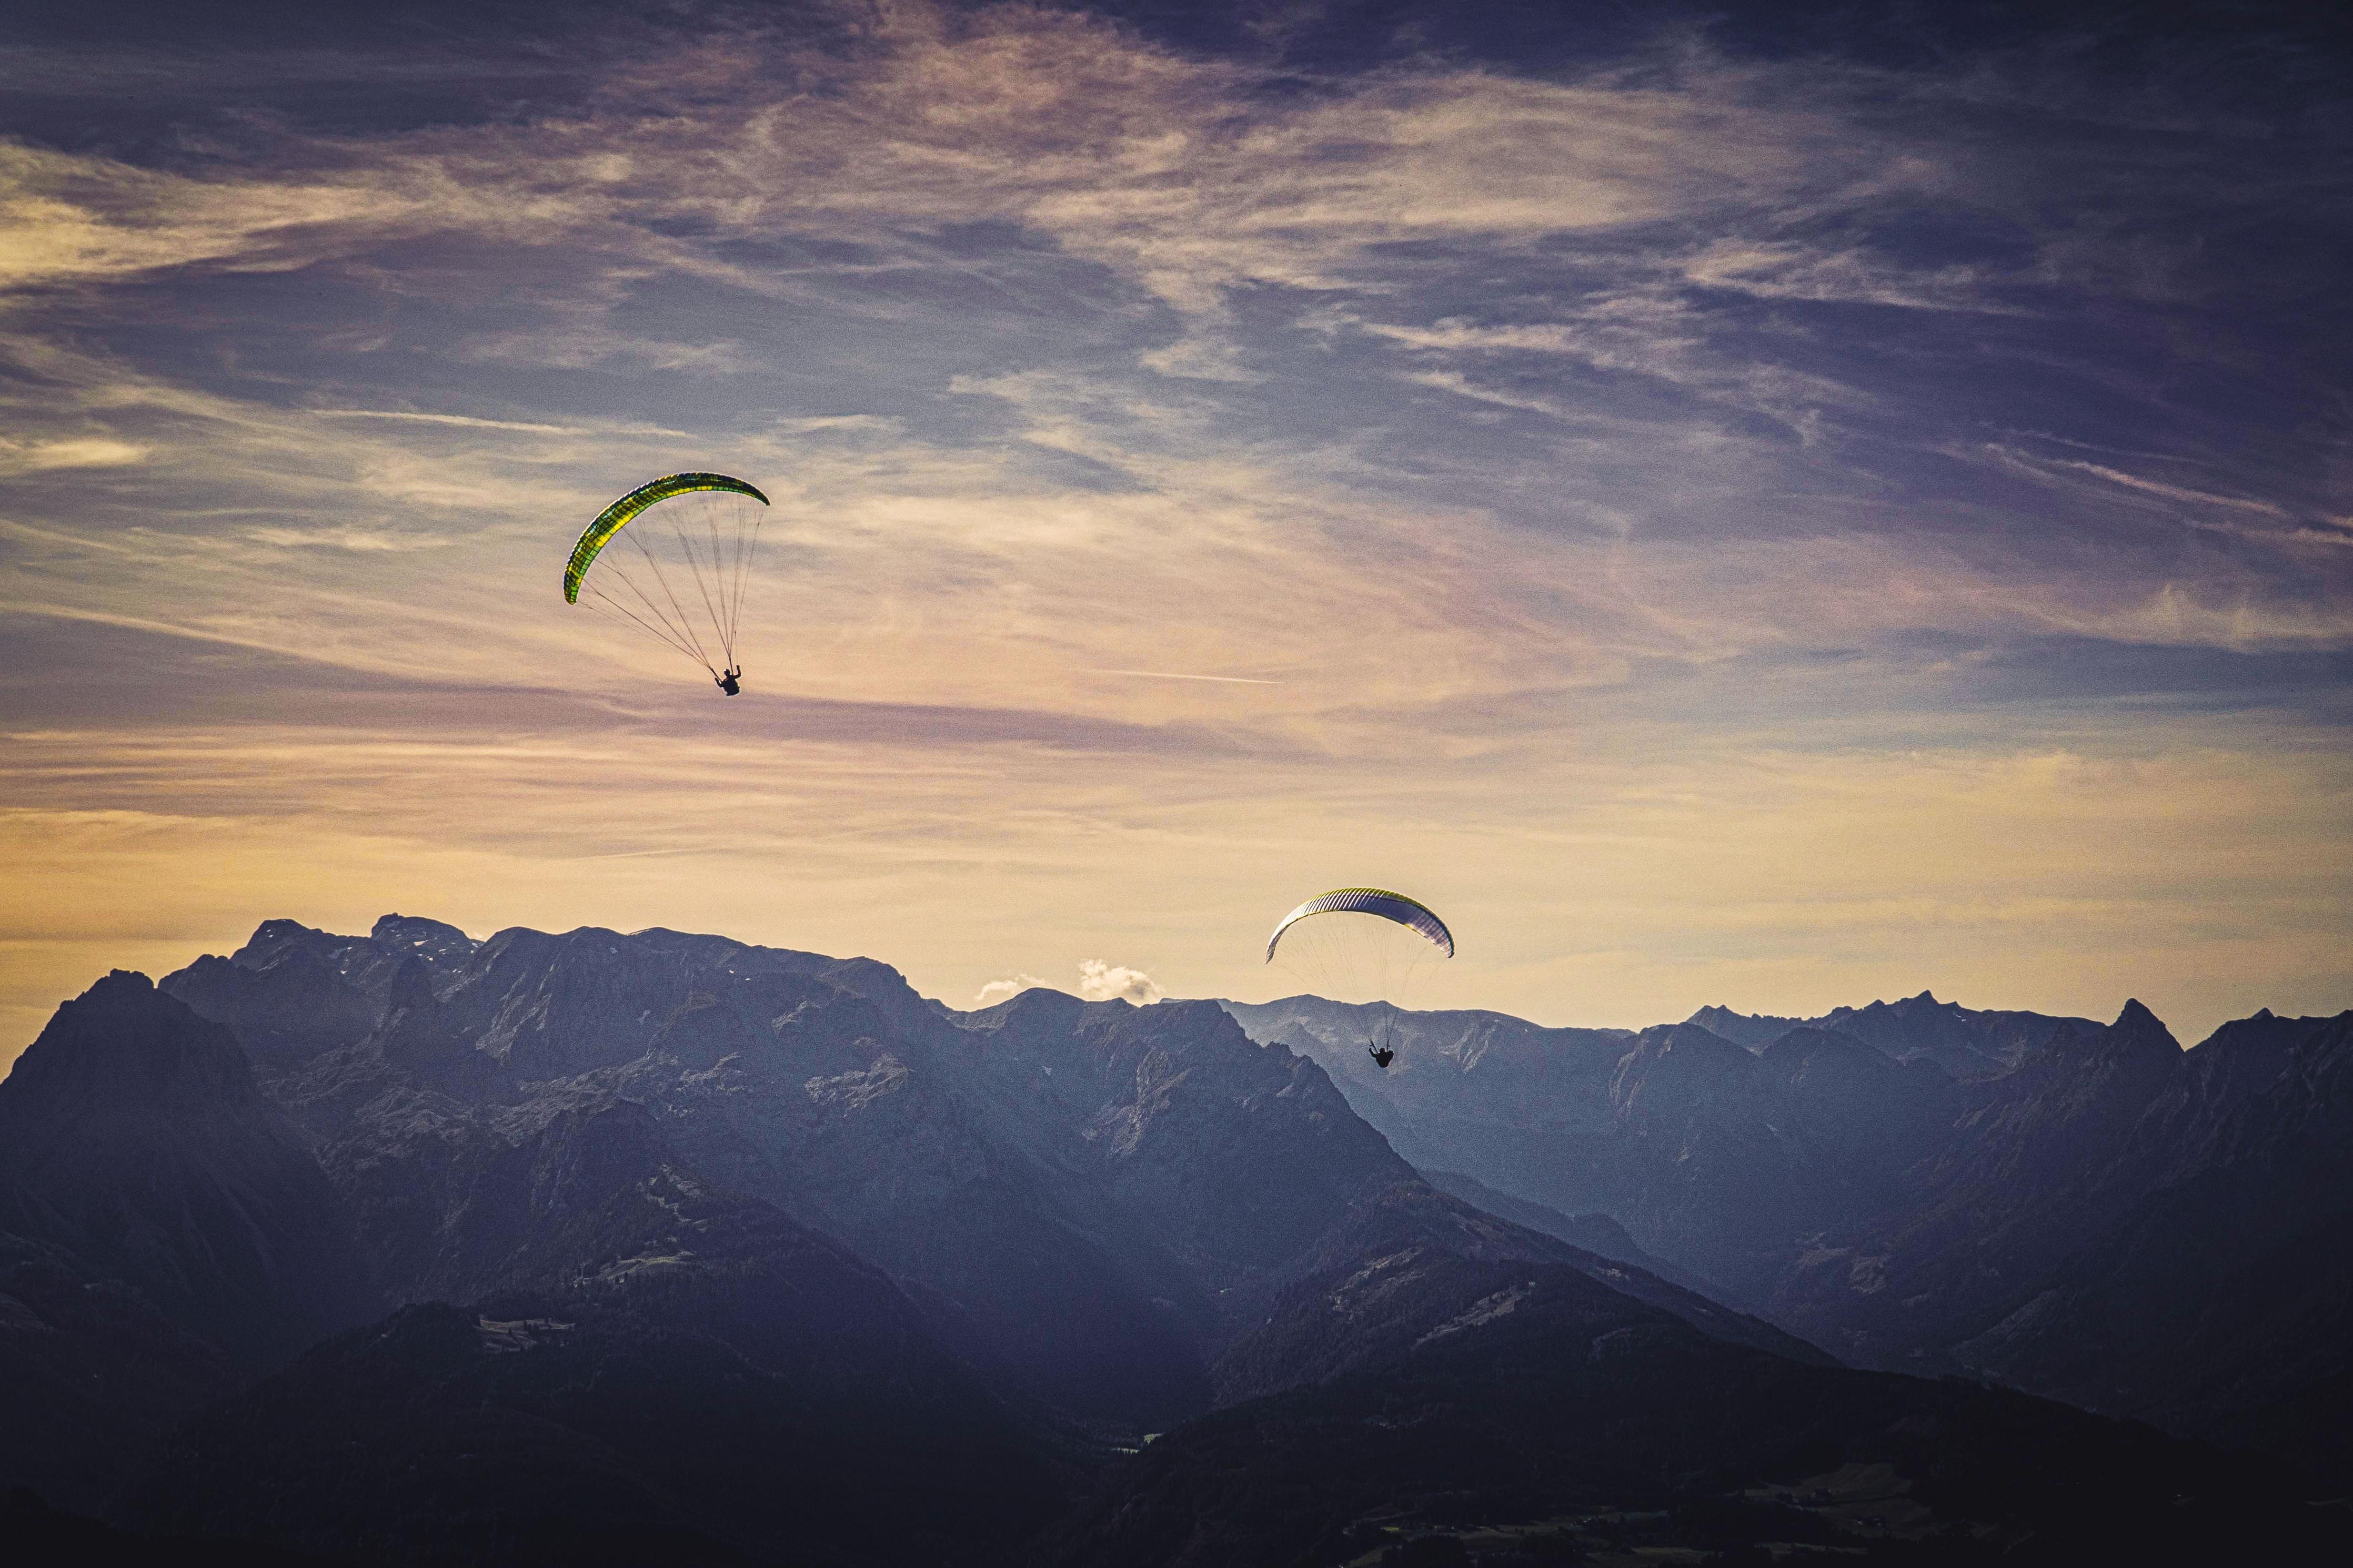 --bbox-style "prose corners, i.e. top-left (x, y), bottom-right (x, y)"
top-left (1367, 1044), bottom-right (1396, 1070)
top-left (716, 665), bottom-right (742, 696)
